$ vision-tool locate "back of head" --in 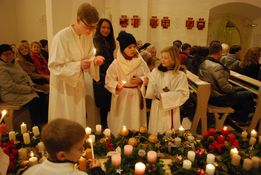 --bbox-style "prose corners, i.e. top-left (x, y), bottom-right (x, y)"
top-left (77, 3), bottom-right (99, 24)
top-left (229, 45), bottom-right (241, 54)
top-left (221, 43), bottom-right (230, 55)
top-left (243, 47), bottom-right (261, 65)
top-left (208, 43), bottom-right (222, 55)
top-left (117, 31), bottom-right (137, 53)
top-left (140, 50), bottom-right (152, 62)
top-left (173, 40), bottom-right (182, 49)
top-left (42, 118), bottom-right (85, 160)
top-left (181, 43), bottom-right (191, 51)
top-left (39, 39), bottom-right (48, 48)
